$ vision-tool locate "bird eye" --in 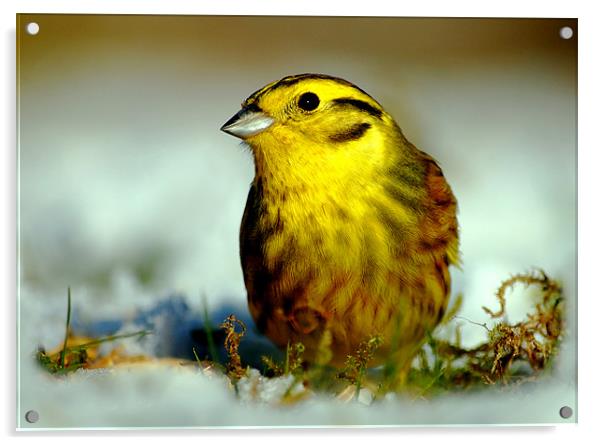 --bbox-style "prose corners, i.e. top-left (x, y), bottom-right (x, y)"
top-left (298, 92), bottom-right (320, 111)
